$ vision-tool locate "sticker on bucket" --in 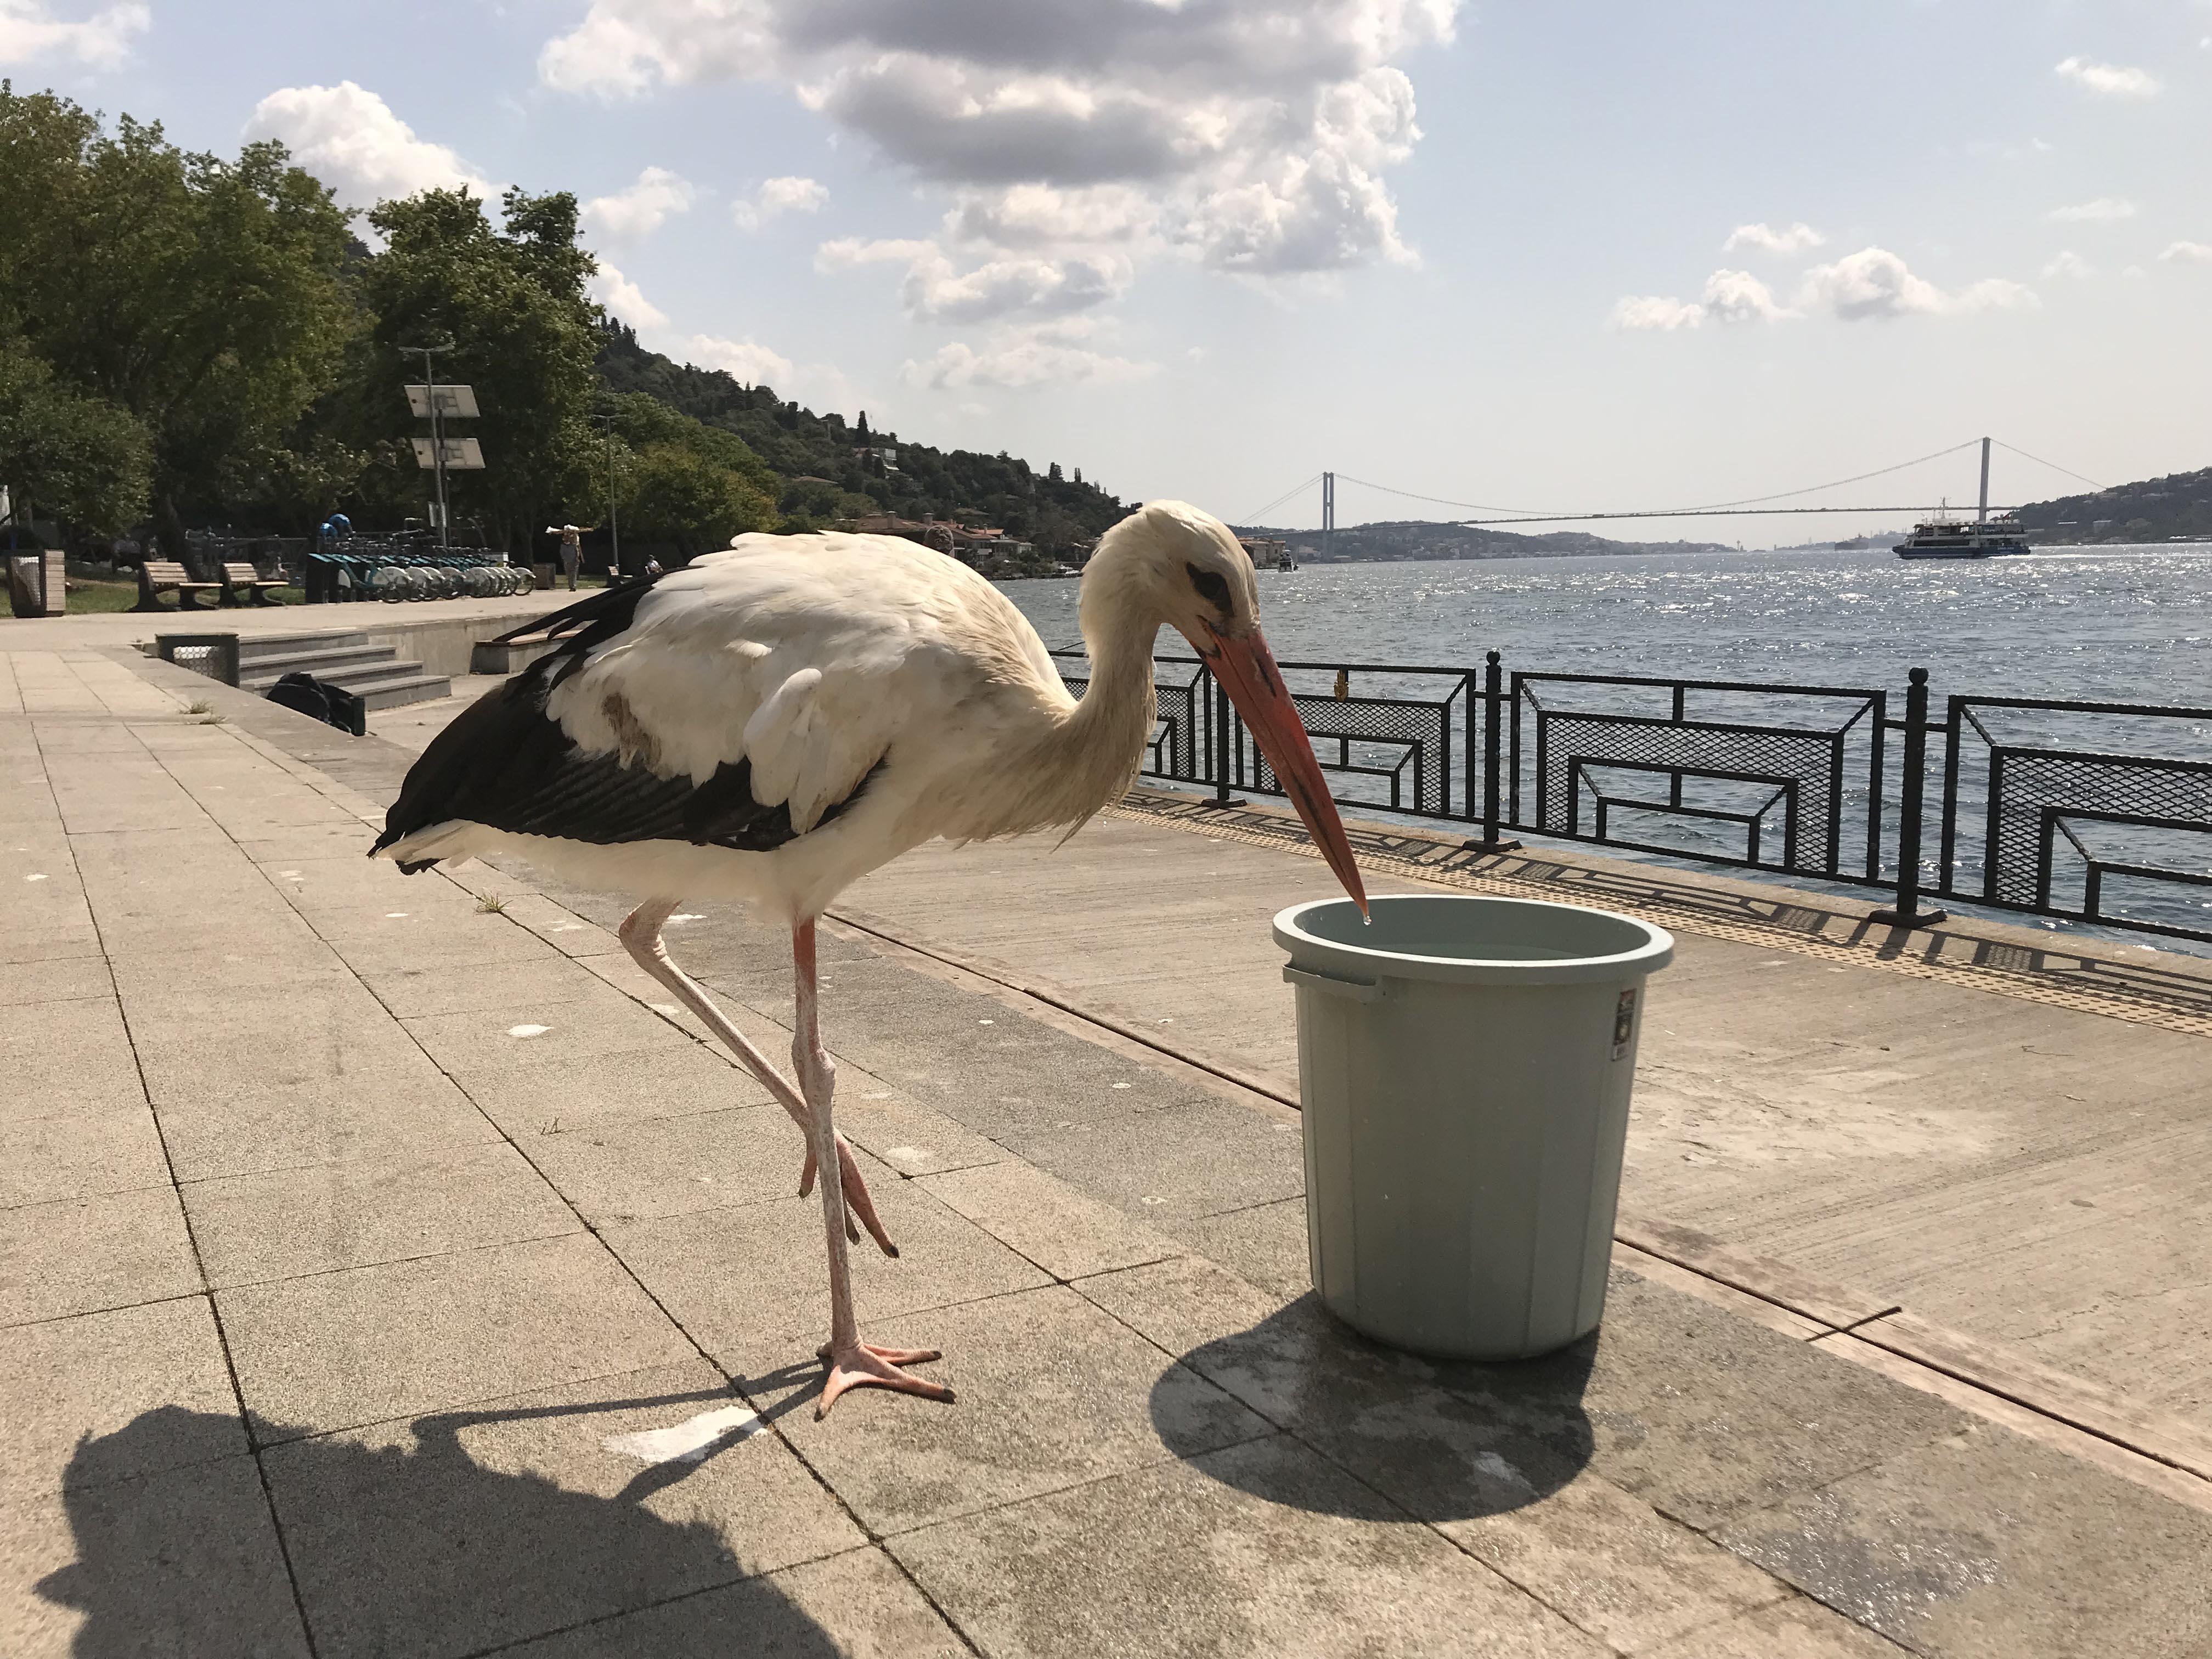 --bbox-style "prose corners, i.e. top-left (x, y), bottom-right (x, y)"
top-left (1611, 989), bottom-right (1637, 1059)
